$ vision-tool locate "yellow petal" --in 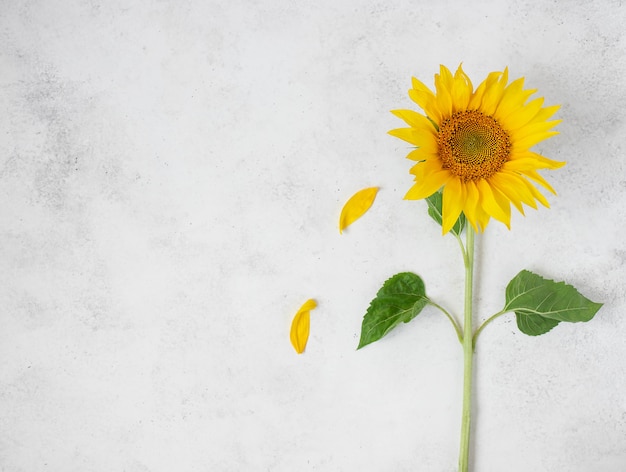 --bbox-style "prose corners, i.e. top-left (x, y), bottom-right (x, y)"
top-left (528, 104), bottom-right (560, 125)
top-left (404, 169), bottom-right (450, 200)
top-left (517, 176), bottom-right (551, 207)
top-left (477, 179), bottom-right (511, 228)
top-left (388, 127), bottom-right (437, 148)
top-left (478, 67), bottom-right (509, 116)
top-left (339, 187), bottom-right (379, 234)
top-left (389, 128), bottom-right (438, 155)
top-left (434, 65), bottom-right (454, 118)
top-left (390, 109), bottom-right (438, 133)
top-left (521, 169), bottom-right (558, 195)
top-left (469, 70), bottom-right (503, 109)
top-left (501, 171), bottom-right (540, 210)
top-left (504, 152), bottom-right (566, 170)
top-left (474, 200), bottom-right (491, 232)
top-left (388, 127), bottom-right (421, 146)
top-left (290, 299), bottom-right (317, 354)
top-left (512, 130), bottom-right (560, 152)
top-left (493, 77), bottom-right (536, 123)
top-left (463, 180), bottom-right (481, 232)
top-left (500, 96), bottom-right (544, 131)
top-left (412, 76), bottom-right (435, 95)
top-left (409, 158), bottom-right (443, 178)
top-left (489, 173), bottom-right (528, 214)
top-left (508, 118), bottom-right (561, 145)
top-left (442, 178), bottom-right (466, 234)
top-left (409, 78), bottom-right (442, 123)
top-left (451, 64), bottom-right (473, 112)
top-left (405, 148), bottom-right (439, 162)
